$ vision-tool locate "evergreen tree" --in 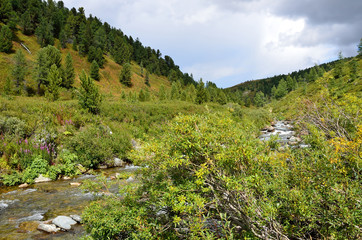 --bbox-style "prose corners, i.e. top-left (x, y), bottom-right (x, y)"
top-left (186, 84), bottom-right (196, 102)
top-left (119, 63), bottom-right (132, 87)
top-left (271, 85), bottom-right (277, 99)
top-left (78, 70), bottom-right (102, 114)
top-left (217, 90), bottom-right (227, 105)
top-left (275, 78), bottom-right (288, 99)
top-left (35, 18), bottom-right (54, 47)
top-left (349, 59), bottom-right (358, 81)
top-left (158, 84), bottom-right (167, 101)
top-left (145, 71), bottom-right (150, 86)
top-left (36, 45), bottom-right (62, 94)
top-left (254, 91), bottom-right (266, 107)
top-left (138, 89), bottom-right (146, 102)
top-left (0, 25), bottom-right (12, 53)
top-left (168, 69), bottom-right (178, 82)
top-left (0, 0), bottom-right (12, 23)
top-left (140, 61), bottom-right (144, 77)
top-left (59, 29), bottom-right (67, 48)
top-left (45, 64), bottom-right (62, 101)
top-left (358, 38), bottom-right (362, 56)
top-left (63, 53), bottom-right (75, 88)
top-left (120, 90), bottom-right (126, 100)
top-left (3, 76), bottom-right (12, 95)
top-left (72, 37), bottom-right (78, 51)
top-left (90, 60), bottom-right (100, 81)
top-left (285, 75), bottom-right (294, 91)
top-left (12, 50), bottom-right (26, 95)
top-left (195, 79), bottom-right (207, 104)
top-left (170, 81), bottom-right (180, 100)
